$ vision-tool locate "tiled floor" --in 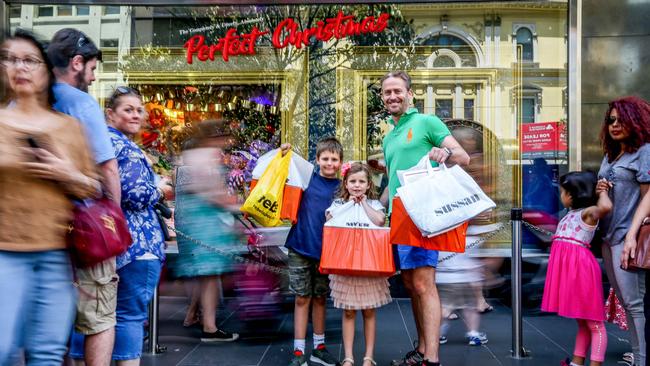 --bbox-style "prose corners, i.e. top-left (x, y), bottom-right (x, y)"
top-left (142, 295), bottom-right (631, 366)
